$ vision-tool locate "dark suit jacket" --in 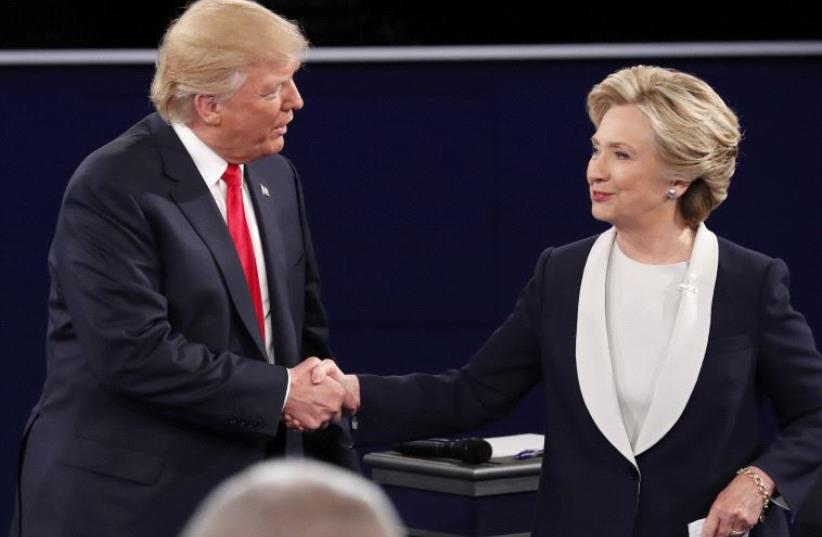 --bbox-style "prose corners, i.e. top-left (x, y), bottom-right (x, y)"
top-left (355, 234), bottom-right (822, 537)
top-left (10, 113), bottom-right (356, 537)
